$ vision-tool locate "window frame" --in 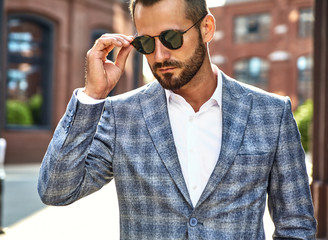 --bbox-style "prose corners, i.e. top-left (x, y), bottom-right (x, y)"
top-left (5, 13), bottom-right (54, 130)
top-left (298, 7), bottom-right (314, 38)
top-left (233, 57), bottom-right (270, 90)
top-left (234, 12), bottom-right (272, 44)
top-left (297, 54), bottom-right (313, 105)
